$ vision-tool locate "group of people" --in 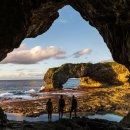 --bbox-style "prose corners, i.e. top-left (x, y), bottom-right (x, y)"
top-left (46, 95), bottom-right (77, 121)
